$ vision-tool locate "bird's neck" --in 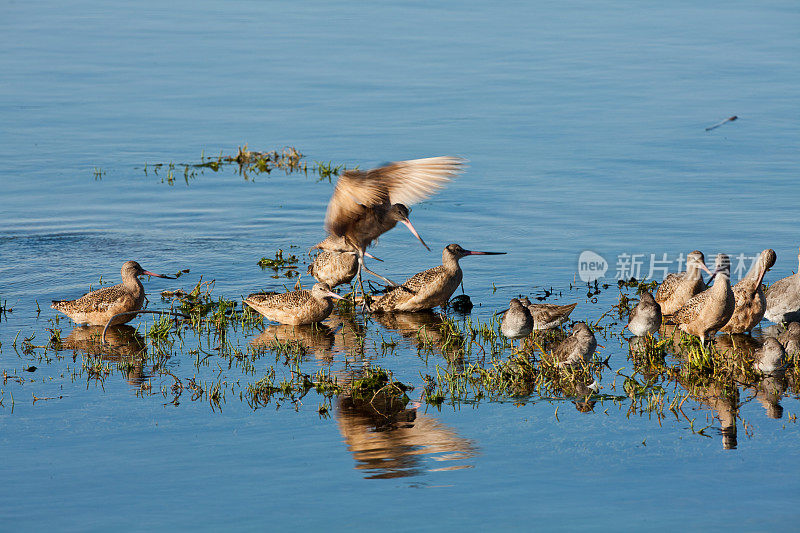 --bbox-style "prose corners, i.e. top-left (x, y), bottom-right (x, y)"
top-left (442, 253), bottom-right (461, 273)
top-left (123, 275), bottom-right (144, 295)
